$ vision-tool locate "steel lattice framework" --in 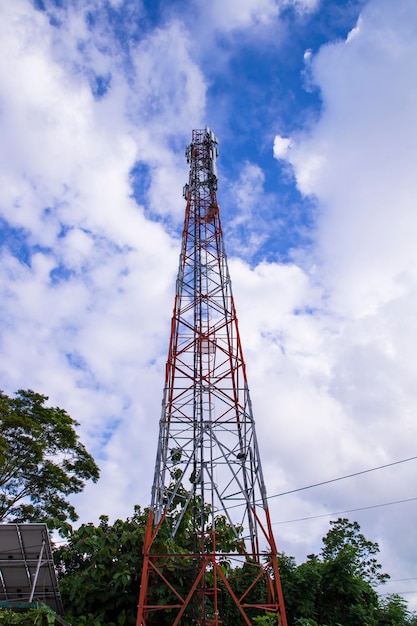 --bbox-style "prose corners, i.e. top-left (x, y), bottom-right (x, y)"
top-left (136, 129), bottom-right (287, 626)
